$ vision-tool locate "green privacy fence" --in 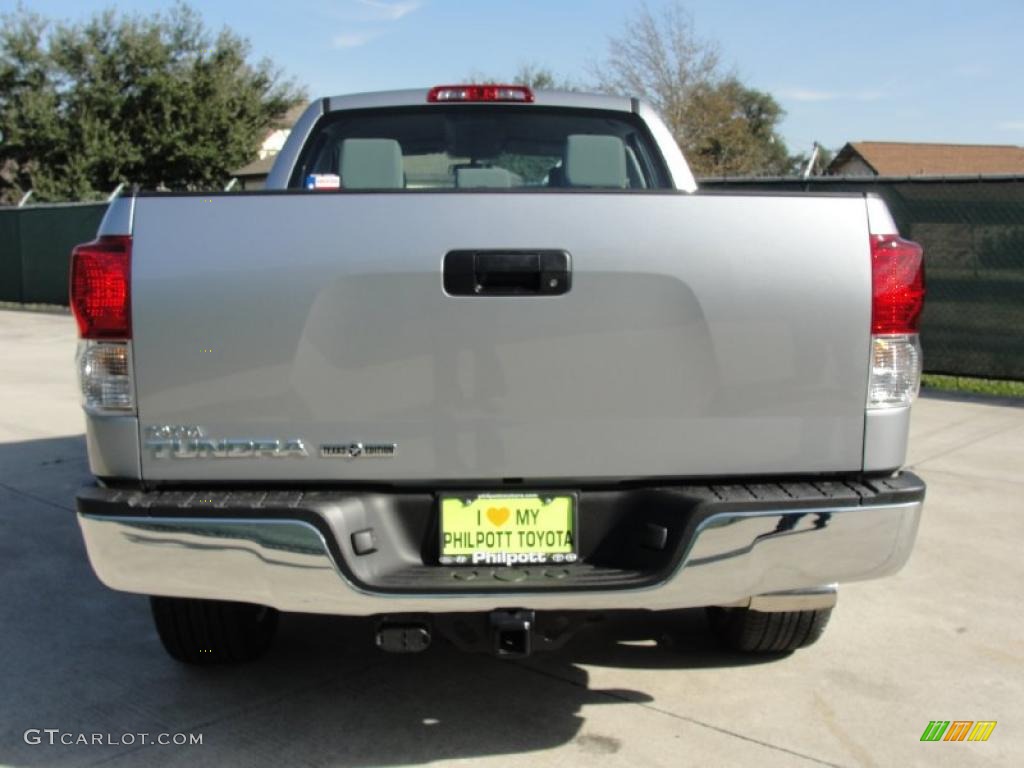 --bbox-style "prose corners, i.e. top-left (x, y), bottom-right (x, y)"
top-left (701, 176), bottom-right (1024, 381)
top-left (0, 202), bottom-right (108, 305)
